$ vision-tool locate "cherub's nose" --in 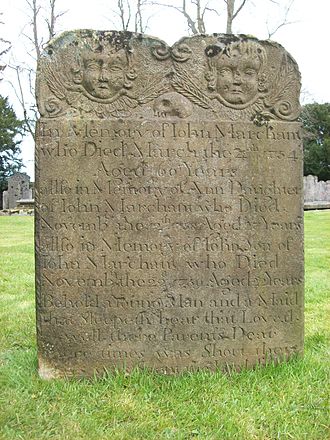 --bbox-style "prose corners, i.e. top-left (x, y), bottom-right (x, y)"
top-left (99, 67), bottom-right (109, 81)
top-left (233, 71), bottom-right (242, 84)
